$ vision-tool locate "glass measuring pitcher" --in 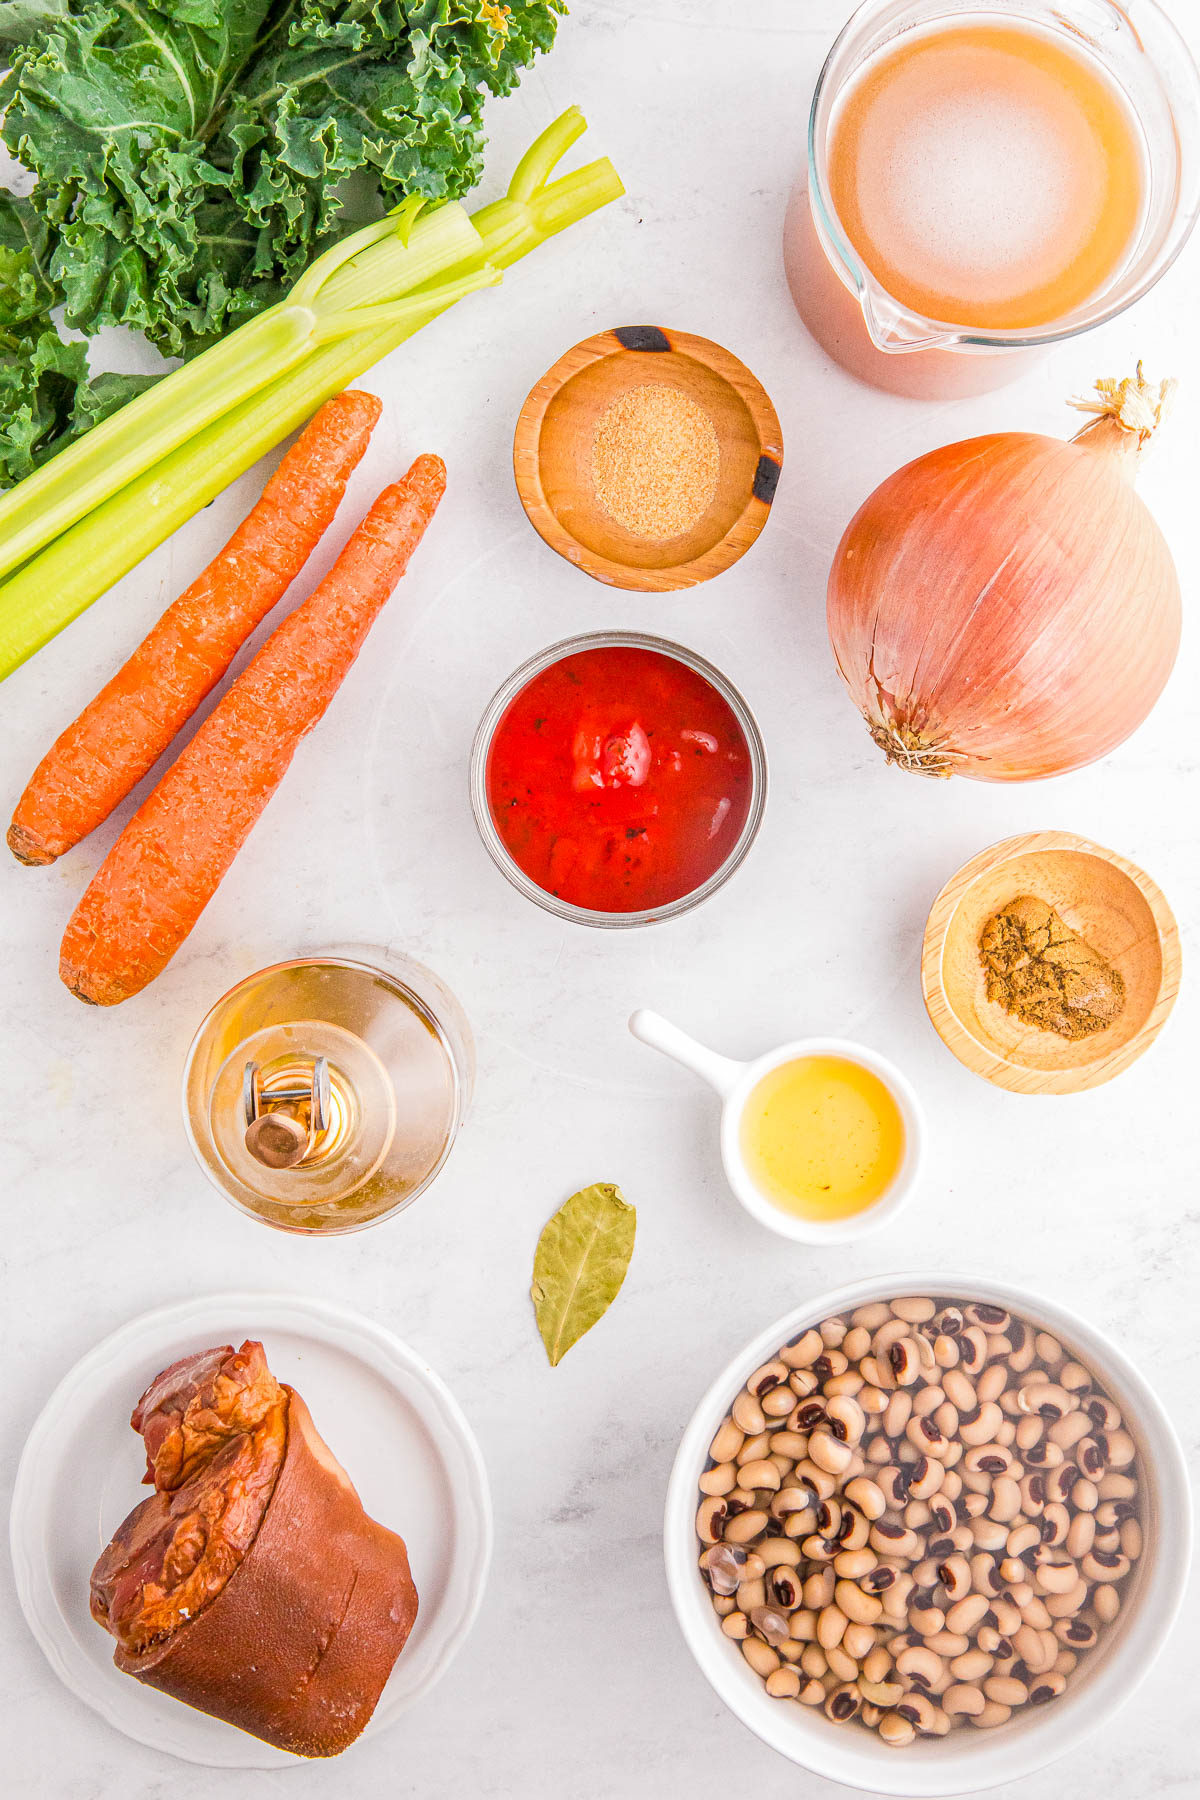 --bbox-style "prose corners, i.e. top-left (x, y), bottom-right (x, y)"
top-left (785, 0), bottom-right (1200, 398)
